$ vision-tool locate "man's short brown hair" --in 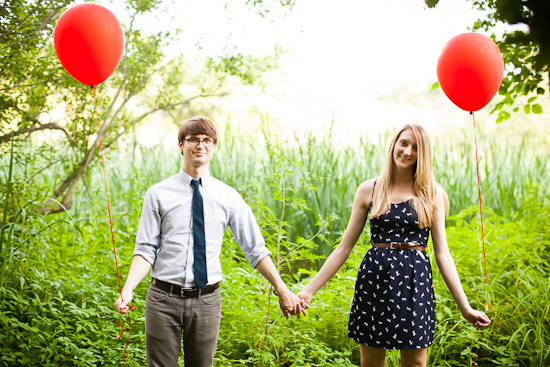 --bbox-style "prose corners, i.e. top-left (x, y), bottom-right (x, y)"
top-left (178, 116), bottom-right (218, 144)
